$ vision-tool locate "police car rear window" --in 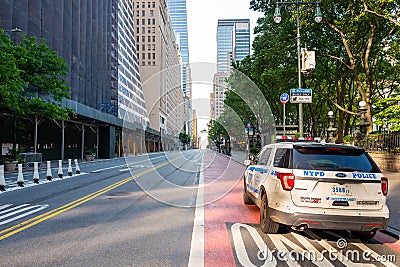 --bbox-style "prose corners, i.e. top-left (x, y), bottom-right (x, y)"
top-left (292, 146), bottom-right (380, 172)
